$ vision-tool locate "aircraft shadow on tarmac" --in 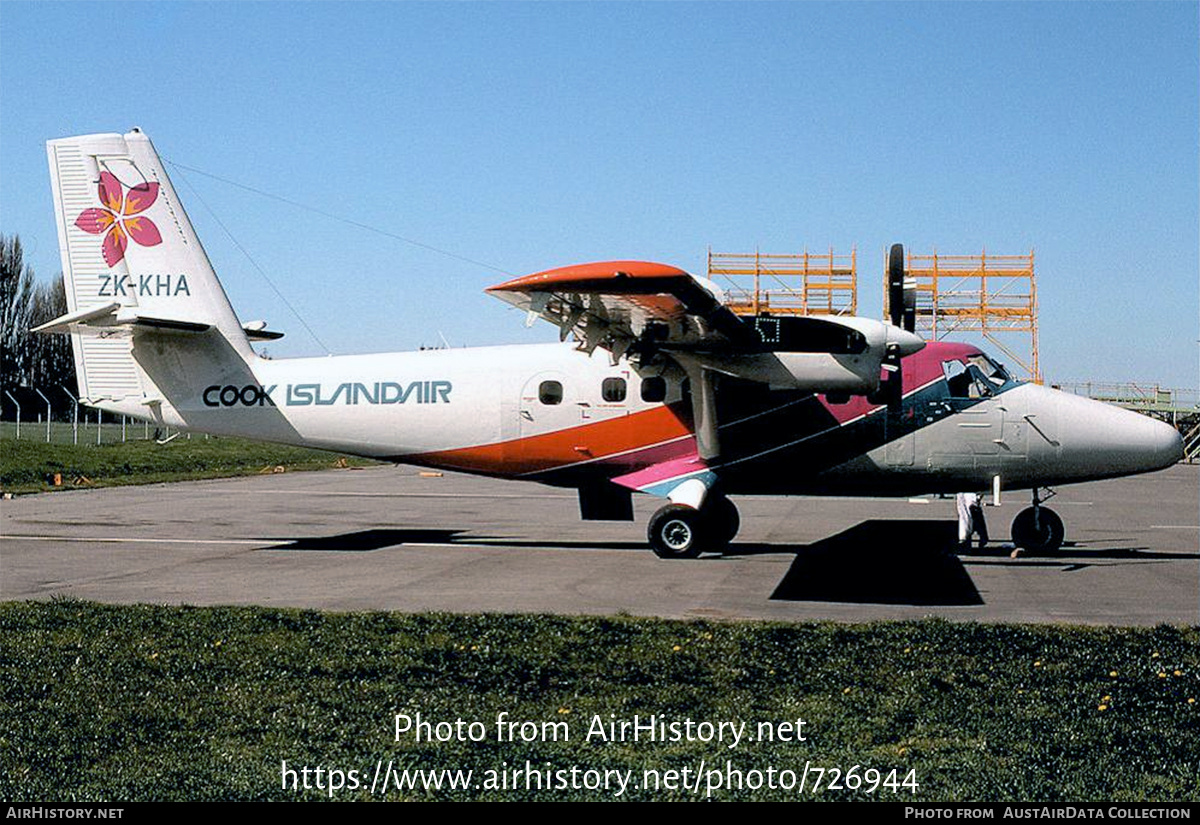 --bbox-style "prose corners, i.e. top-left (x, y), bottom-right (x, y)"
top-left (256, 522), bottom-right (980, 607)
top-left (260, 528), bottom-right (472, 552)
top-left (954, 543), bottom-right (1199, 575)
top-left (755, 520), bottom-right (984, 606)
top-left (255, 522), bottom-right (1195, 607)
top-left (955, 544), bottom-right (1198, 562)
